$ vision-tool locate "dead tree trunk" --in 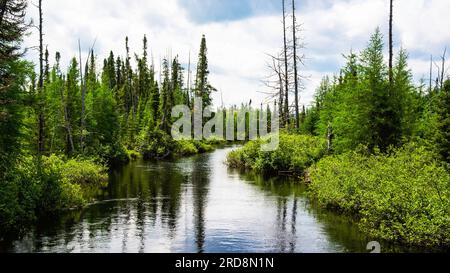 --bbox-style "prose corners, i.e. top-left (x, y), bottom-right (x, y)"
top-left (277, 59), bottom-right (284, 120)
top-left (292, 0), bottom-right (300, 129)
top-left (187, 51), bottom-right (191, 108)
top-left (79, 40), bottom-right (95, 154)
top-left (282, 0), bottom-right (289, 128)
top-left (440, 48), bottom-right (447, 91)
top-left (327, 123), bottom-right (334, 153)
top-left (38, 0), bottom-right (45, 154)
top-left (78, 39), bottom-right (86, 154)
top-left (389, 0), bottom-right (394, 85)
top-left (430, 55), bottom-right (433, 93)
